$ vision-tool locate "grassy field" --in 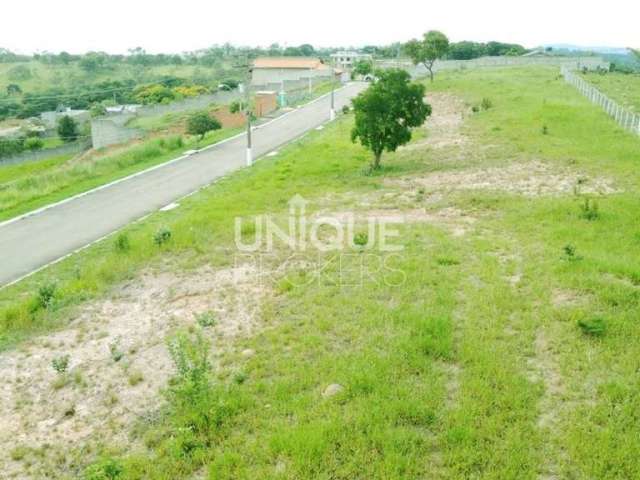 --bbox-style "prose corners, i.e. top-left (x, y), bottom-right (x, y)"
top-left (1, 66), bottom-right (640, 479)
top-left (0, 126), bottom-right (242, 221)
top-left (581, 71), bottom-right (640, 112)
